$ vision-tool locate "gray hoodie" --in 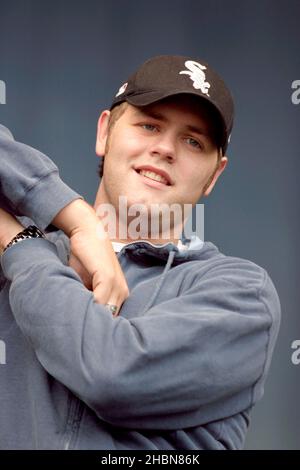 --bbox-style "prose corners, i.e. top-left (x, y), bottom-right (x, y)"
top-left (0, 125), bottom-right (281, 450)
